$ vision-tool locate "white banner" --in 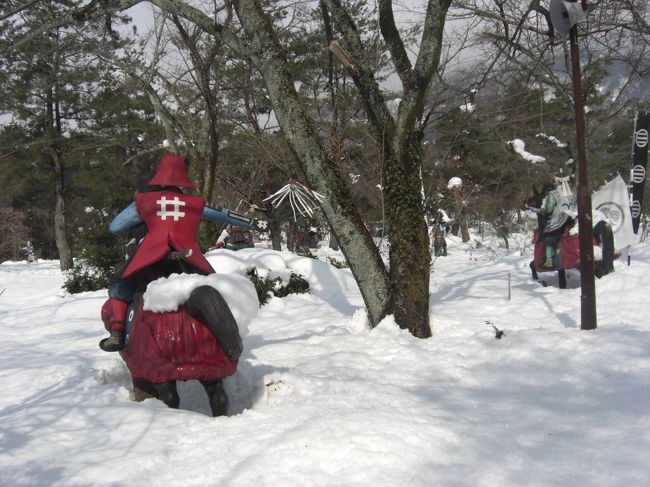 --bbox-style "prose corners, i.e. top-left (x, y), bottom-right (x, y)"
top-left (592, 174), bottom-right (636, 249)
